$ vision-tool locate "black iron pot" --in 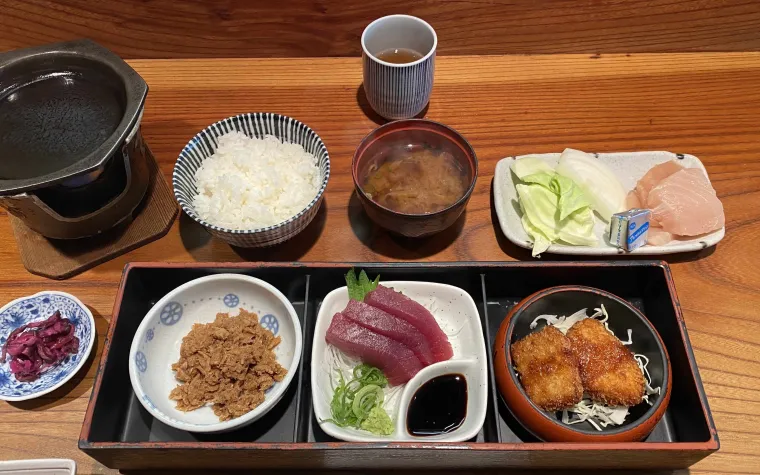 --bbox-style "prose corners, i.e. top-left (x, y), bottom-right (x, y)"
top-left (0, 39), bottom-right (150, 239)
